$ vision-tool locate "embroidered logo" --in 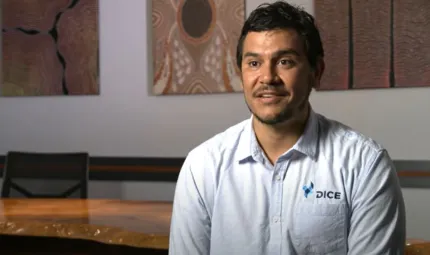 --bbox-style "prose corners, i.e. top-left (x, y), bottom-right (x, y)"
top-left (302, 181), bottom-right (342, 199)
top-left (302, 182), bottom-right (314, 198)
